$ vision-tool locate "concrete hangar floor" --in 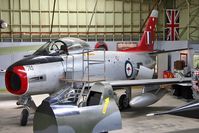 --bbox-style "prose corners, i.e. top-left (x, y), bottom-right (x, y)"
top-left (0, 93), bottom-right (199, 133)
